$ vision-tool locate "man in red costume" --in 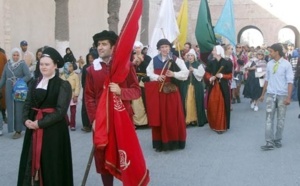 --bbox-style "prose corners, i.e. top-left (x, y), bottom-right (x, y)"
top-left (85, 30), bottom-right (141, 186)
top-left (145, 38), bottom-right (189, 151)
